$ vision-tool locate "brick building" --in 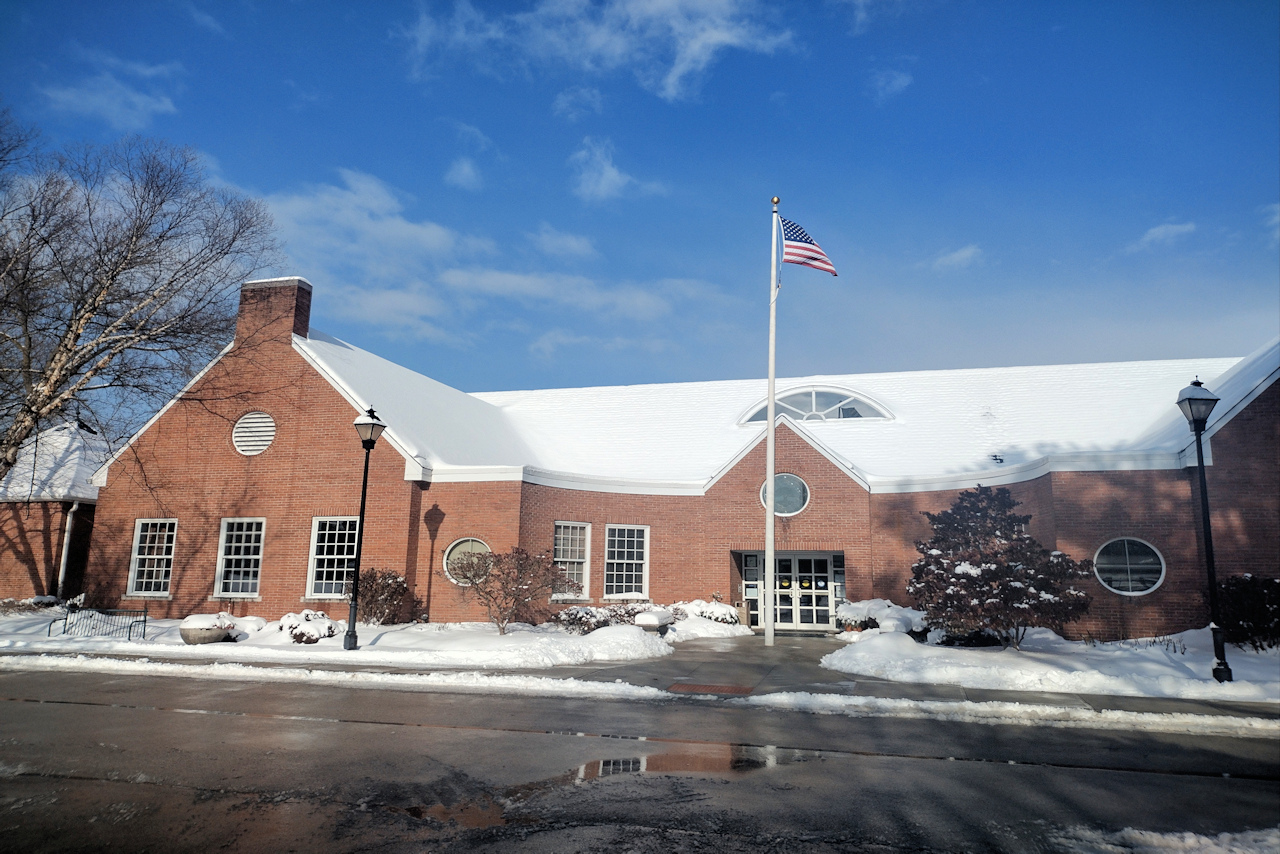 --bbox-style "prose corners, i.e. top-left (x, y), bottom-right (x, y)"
top-left (0, 422), bottom-right (105, 601)
top-left (80, 277), bottom-right (1278, 639)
